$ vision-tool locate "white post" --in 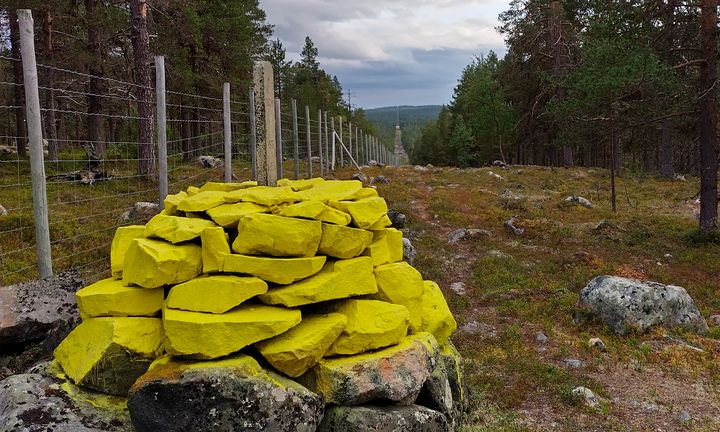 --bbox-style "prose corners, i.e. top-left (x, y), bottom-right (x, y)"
top-left (252, 61), bottom-right (277, 186)
top-left (305, 105), bottom-right (312, 178)
top-left (324, 111), bottom-right (329, 169)
top-left (339, 116), bottom-right (344, 167)
top-left (18, 9), bottom-right (52, 278)
top-left (249, 88), bottom-right (257, 181)
top-left (331, 116), bottom-right (336, 171)
top-left (318, 109), bottom-right (324, 176)
top-left (292, 99), bottom-right (299, 180)
top-left (223, 82), bottom-right (232, 182)
top-left (275, 98), bottom-right (283, 180)
top-left (155, 56), bottom-right (168, 204)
